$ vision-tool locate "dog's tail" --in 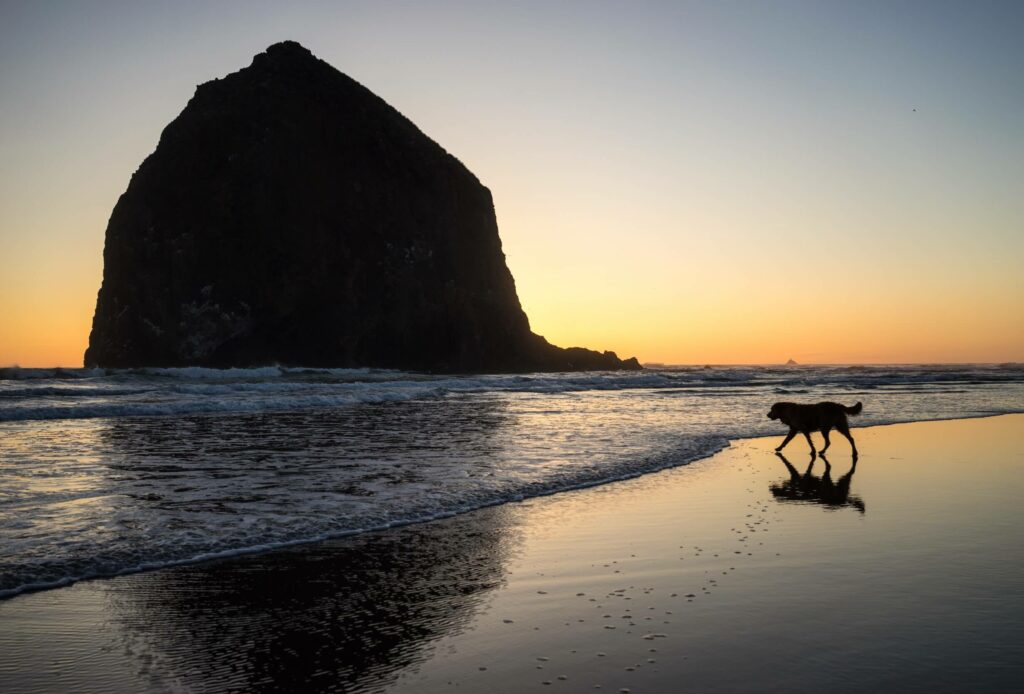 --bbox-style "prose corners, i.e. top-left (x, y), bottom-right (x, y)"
top-left (844, 401), bottom-right (863, 416)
